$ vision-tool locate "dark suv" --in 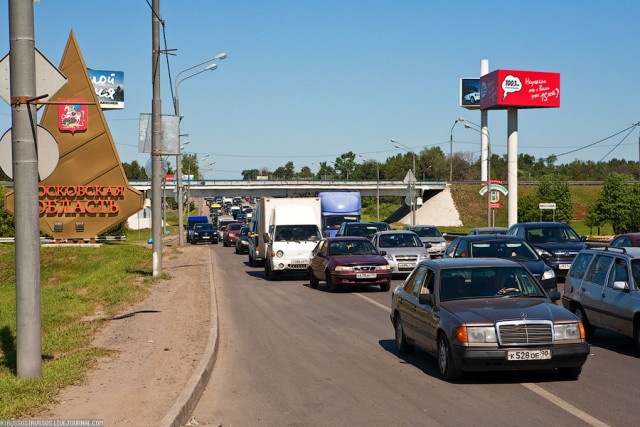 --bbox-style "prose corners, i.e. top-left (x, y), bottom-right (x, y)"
top-left (507, 222), bottom-right (587, 278)
top-left (562, 246), bottom-right (640, 350)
